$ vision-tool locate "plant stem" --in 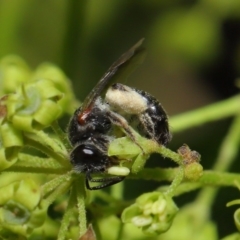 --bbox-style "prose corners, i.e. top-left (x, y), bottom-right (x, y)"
top-left (4, 153), bottom-right (67, 174)
top-left (111, 181), bottom-right (124, 200)
top-left (57, 184), bottom-right (78, 240)
top-left (24, 133), bottom-right (71, 169)
top-left (170, 94), bottom-right (240, 133)
top-left (51, 120), bottom-right (71, 150)
top-left (41, 172), bottom-right (72, 199)
top-left (212, 114), bottom-right (240, 171)
top-left (130, 169), bottom-right (240, 188)
top-left (5, 165), bottom-right (66, 174)
top-left (156, 145), bottom-right (184, 166)
top-left (74, 177), bottom-right (87, 237)
top-left (165, 166), bottom-right (184, 197)
top-left (195, 114), bottom-right (240, 209)
top-left (33, 130), bottom-right (68, 155)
